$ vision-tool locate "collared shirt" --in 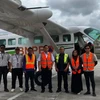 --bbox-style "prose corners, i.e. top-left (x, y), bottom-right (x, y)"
top-left (0, 52), bottom-right (10, 67)
top-left (9, 54), bottom-right (23, 69)
top-left (37, 52), bottom-right (55, 62)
